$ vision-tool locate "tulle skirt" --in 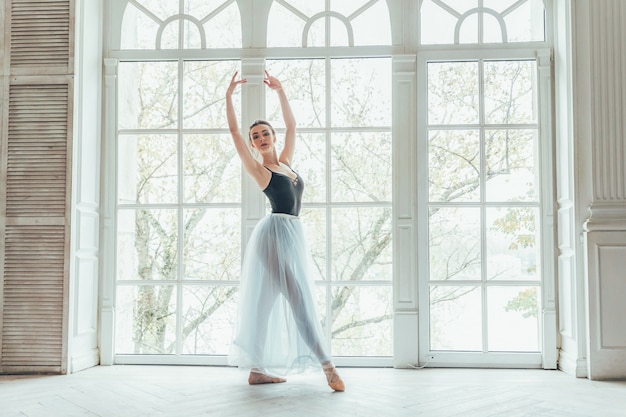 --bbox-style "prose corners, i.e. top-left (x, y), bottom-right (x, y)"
top-left (229, 213), bottom-right (330, 376)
